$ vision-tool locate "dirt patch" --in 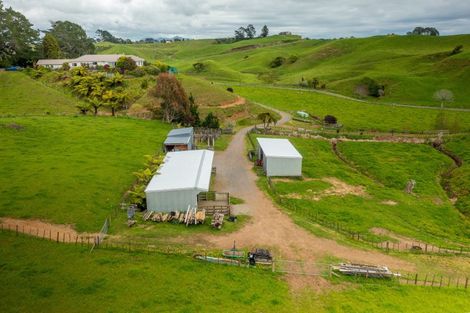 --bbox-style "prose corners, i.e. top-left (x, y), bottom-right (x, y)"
top-left (280, 177), bottom-right (367, 201)
top-left (218, 96), bottom-right (246, 109)
top-left (231, 45), bottom-right (259, 52)
top-left (0, 217), bottom-right (98, 242)
top-left (381, 200), bottom-right (398, 206)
